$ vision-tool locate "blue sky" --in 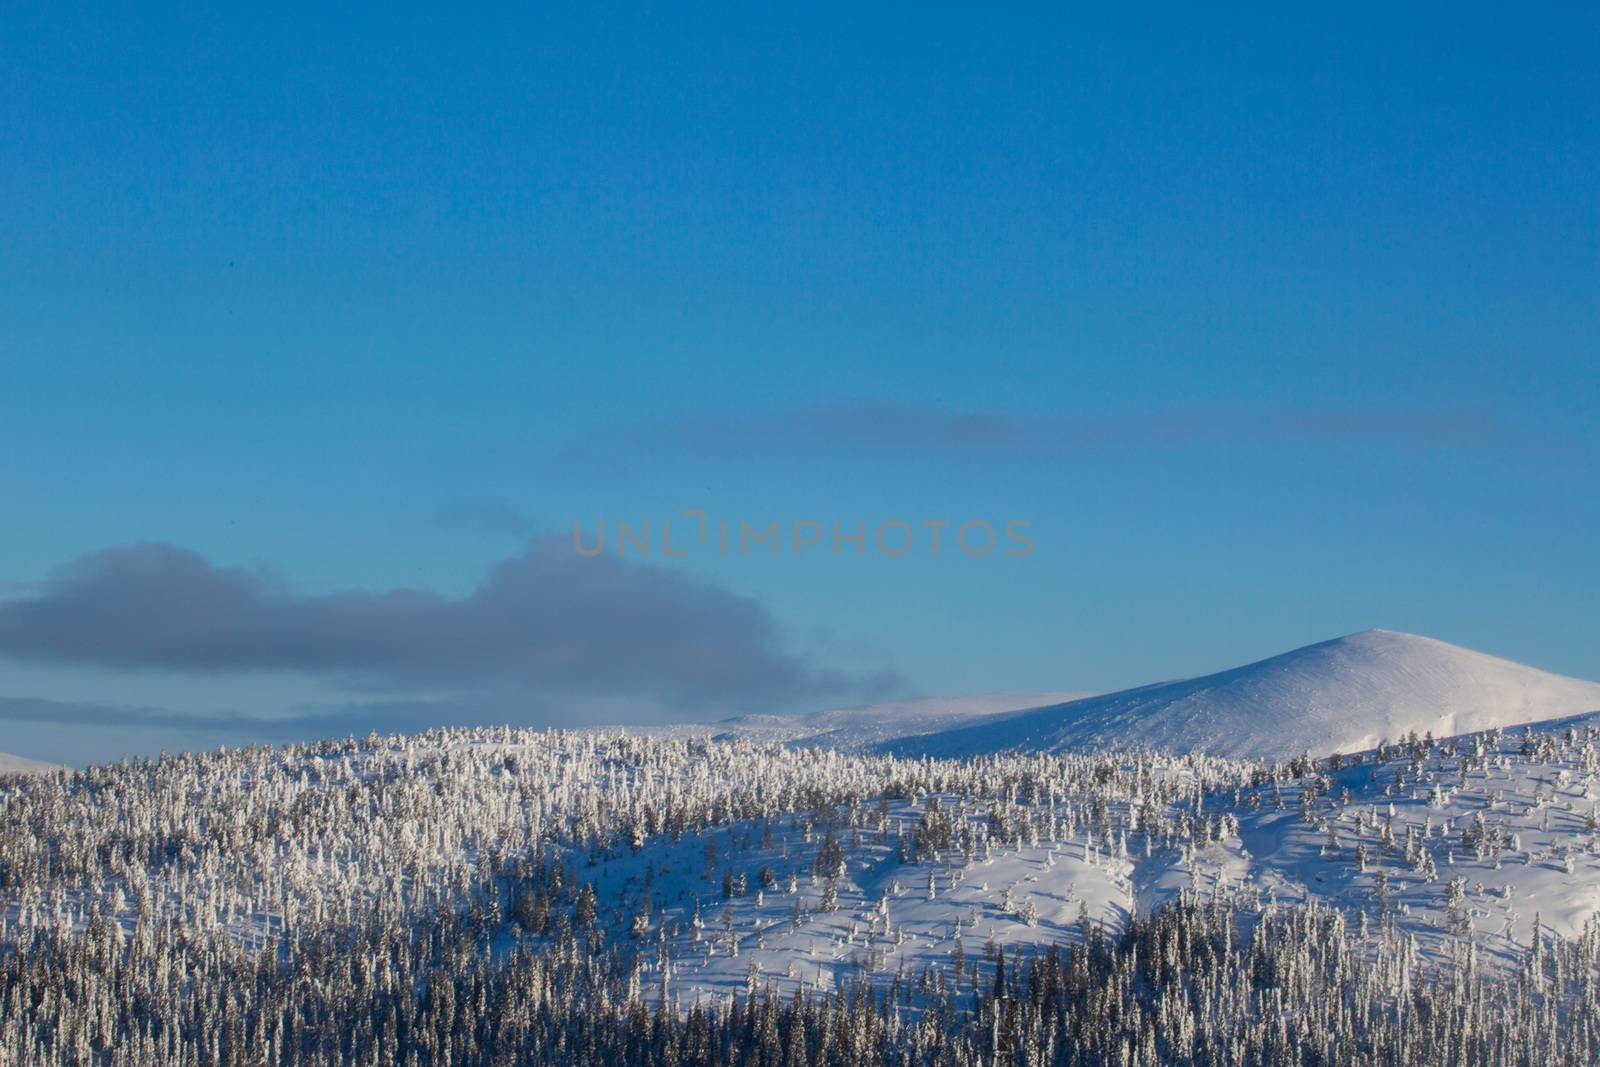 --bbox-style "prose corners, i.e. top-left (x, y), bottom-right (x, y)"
top-left (2, 5), bottom-right (1597, 764)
